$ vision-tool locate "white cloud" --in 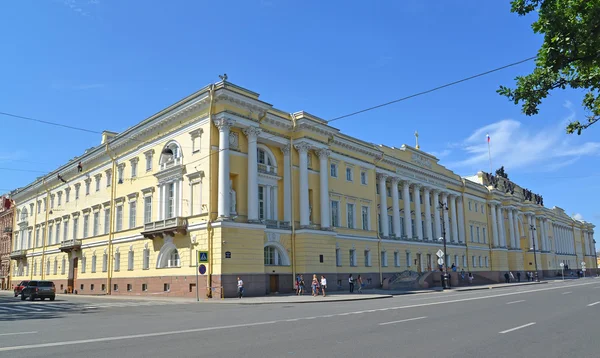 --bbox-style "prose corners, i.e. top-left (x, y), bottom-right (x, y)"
top-left (572, 213), bottom-right (584, 221)
top-left (429, 149), bottom-right (451, 159)
top-left (446, 117), bottom-right (600, 172)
